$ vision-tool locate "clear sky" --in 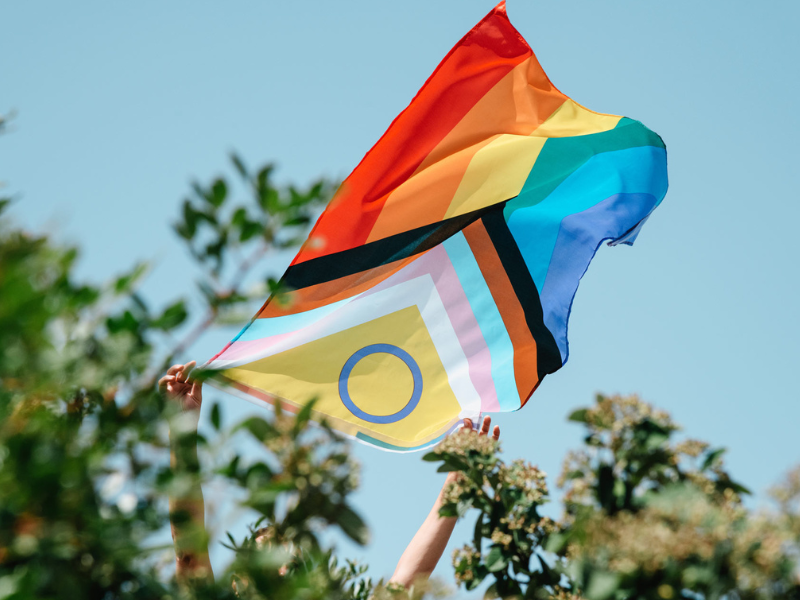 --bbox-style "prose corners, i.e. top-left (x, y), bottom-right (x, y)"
top-left (3, 0), bottom-right (800, 592)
